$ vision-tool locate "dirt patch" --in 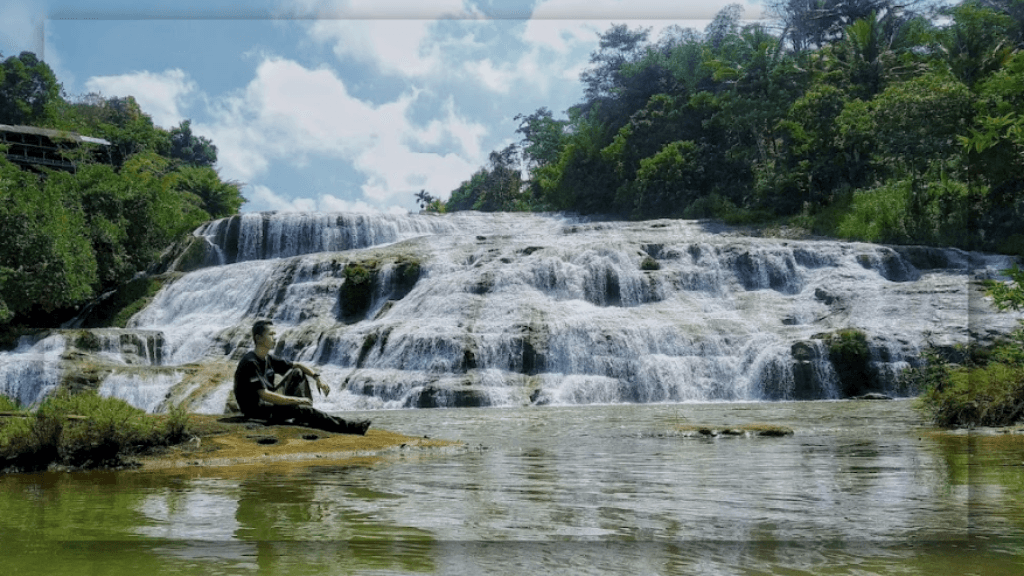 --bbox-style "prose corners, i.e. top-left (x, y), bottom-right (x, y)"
top-left (138, 415), bottom-right (463, 474)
